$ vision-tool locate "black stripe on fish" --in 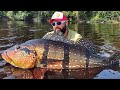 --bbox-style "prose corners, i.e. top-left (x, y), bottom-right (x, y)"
top-left (18, 46), bottom-right (37, 56)
top-left (85, 48), bottom-right (91, 68)
top-left (20, 48), bottom-right (31, 55)
top-left (63, 43), bottom-right (69, 69)
top-left (41, 40), bottom-right (49, 67)
top-left (62, 43), bottom-right (70, 78)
